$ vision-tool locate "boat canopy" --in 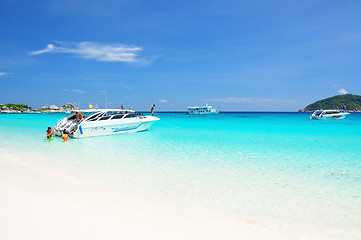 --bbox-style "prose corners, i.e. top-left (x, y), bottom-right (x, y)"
top-left (322, 110), bottom-right (341, 114)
